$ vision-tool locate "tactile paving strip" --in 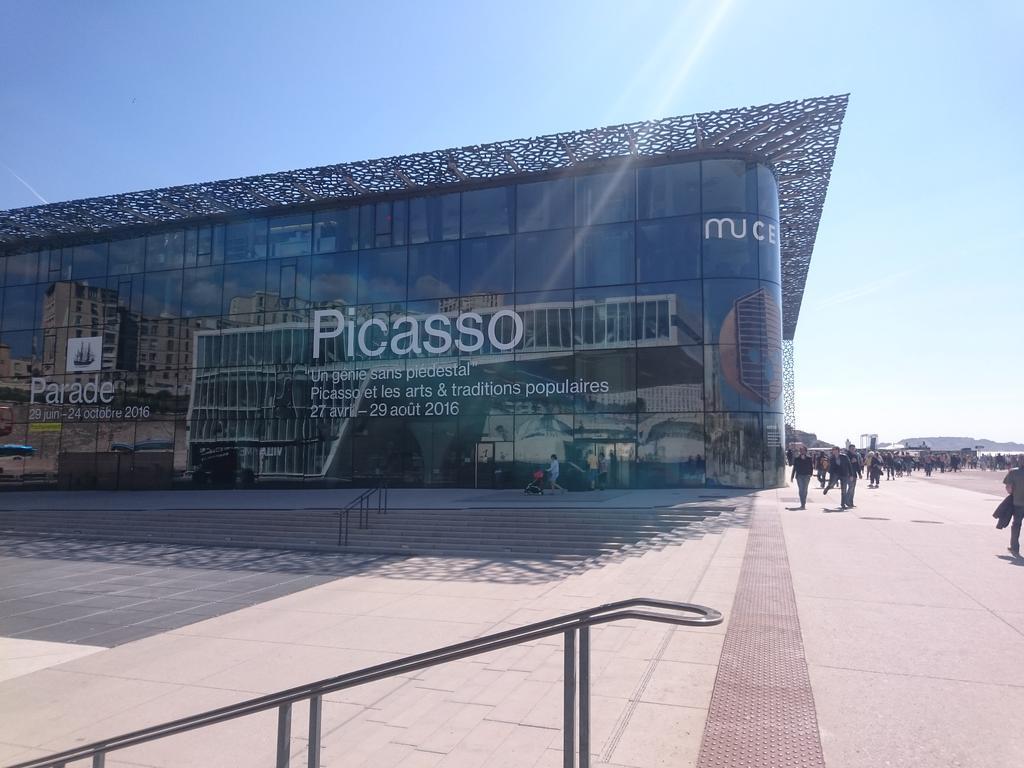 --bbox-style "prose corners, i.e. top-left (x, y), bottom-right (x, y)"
top-left (696, 507), bottom-right (825, 768)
